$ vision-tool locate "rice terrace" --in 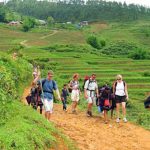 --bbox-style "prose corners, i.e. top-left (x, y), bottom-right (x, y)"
top-left (0, 0), bottom-right (150, 150)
